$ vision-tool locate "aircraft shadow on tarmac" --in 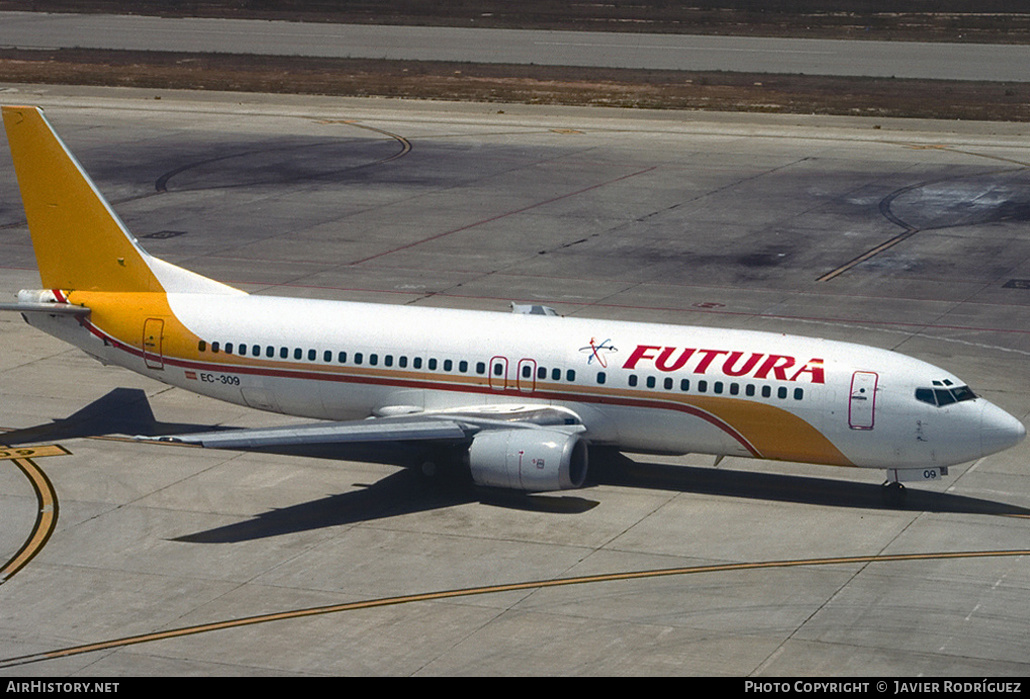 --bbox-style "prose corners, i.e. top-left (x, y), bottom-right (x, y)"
top-left (3, 389), bottom-right (1028, 544)
top-left (0, 387), bottom-right (210, 444)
